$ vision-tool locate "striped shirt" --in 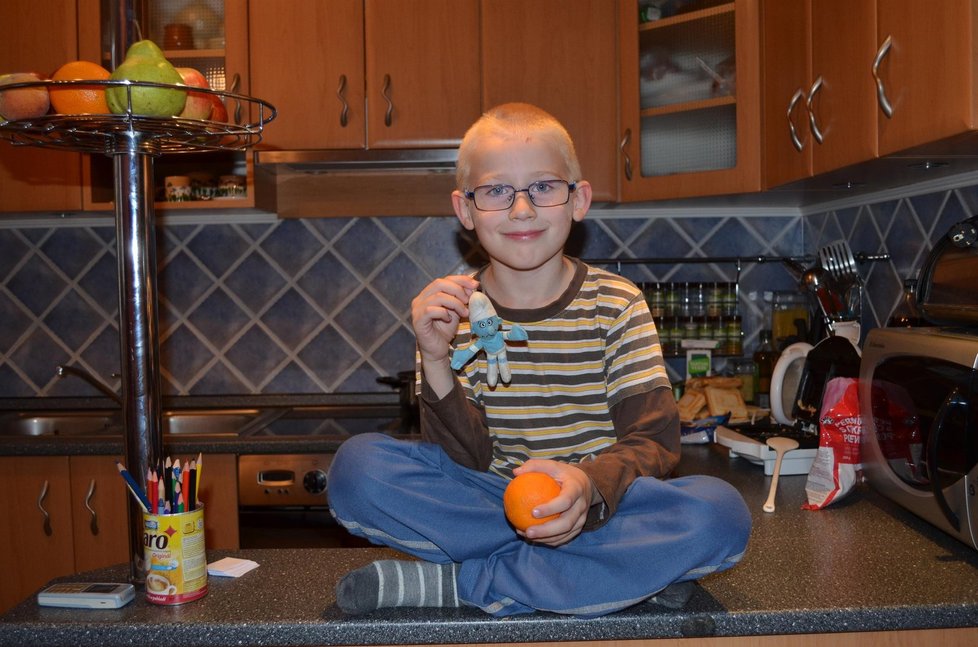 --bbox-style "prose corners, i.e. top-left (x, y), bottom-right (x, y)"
top-left (452, 259), bottom-right (671, 479)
